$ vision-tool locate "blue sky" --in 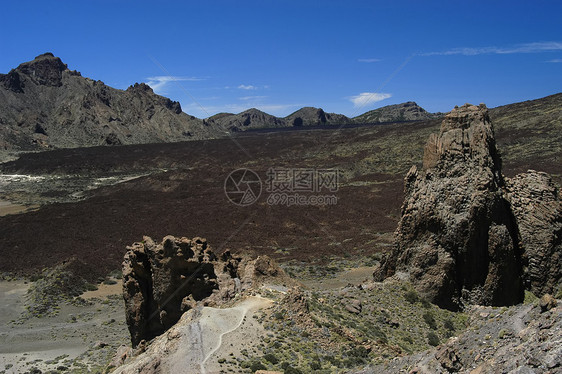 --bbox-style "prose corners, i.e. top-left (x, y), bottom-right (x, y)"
top-left (1, 1), bottom-right (561, 118)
